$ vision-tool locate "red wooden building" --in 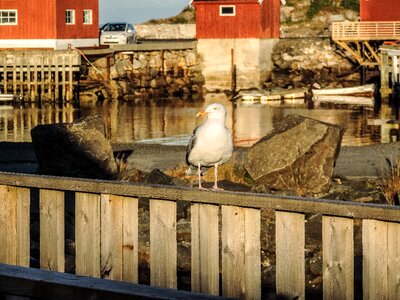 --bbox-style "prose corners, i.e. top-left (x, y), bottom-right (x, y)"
top-left (193, 0), bottom-right (280, 39)
top-left (192, 0), bottom-right (281, 91)
top-left (0, 0), bottom-right (99, 49)
top-left (360, 0), bottom-right (400, 22)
